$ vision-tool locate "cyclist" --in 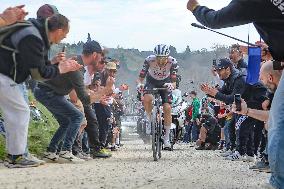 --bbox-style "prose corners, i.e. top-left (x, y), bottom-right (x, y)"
top-left (137, 44), bottom-right (178, 150)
